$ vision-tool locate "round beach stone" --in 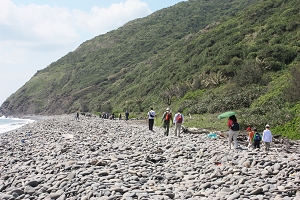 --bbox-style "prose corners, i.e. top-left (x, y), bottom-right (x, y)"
top-left (241, 161), bottom-right (249, 168)
top-left (261, 170), bottom-right (269, 176)
top-left (274, 163), bottom-right (281, 170)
